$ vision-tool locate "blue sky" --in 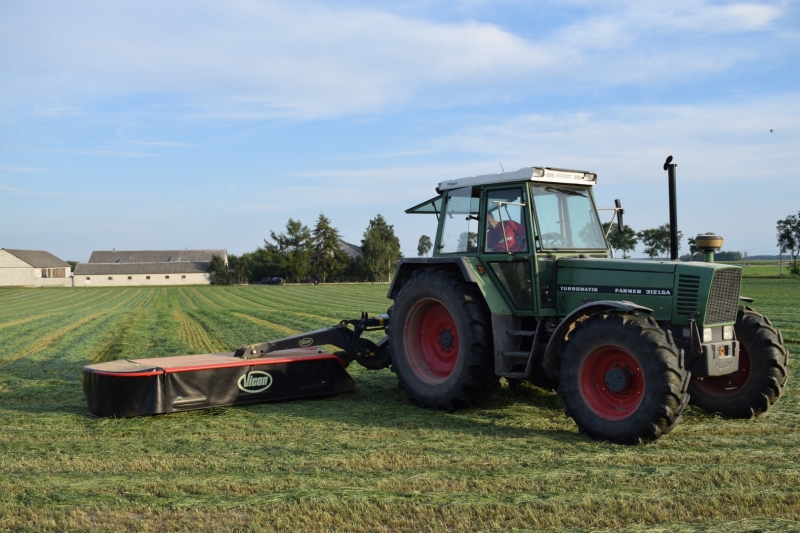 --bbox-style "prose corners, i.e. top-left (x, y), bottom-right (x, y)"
top-left (1, 0), bottom-right (798, 261)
